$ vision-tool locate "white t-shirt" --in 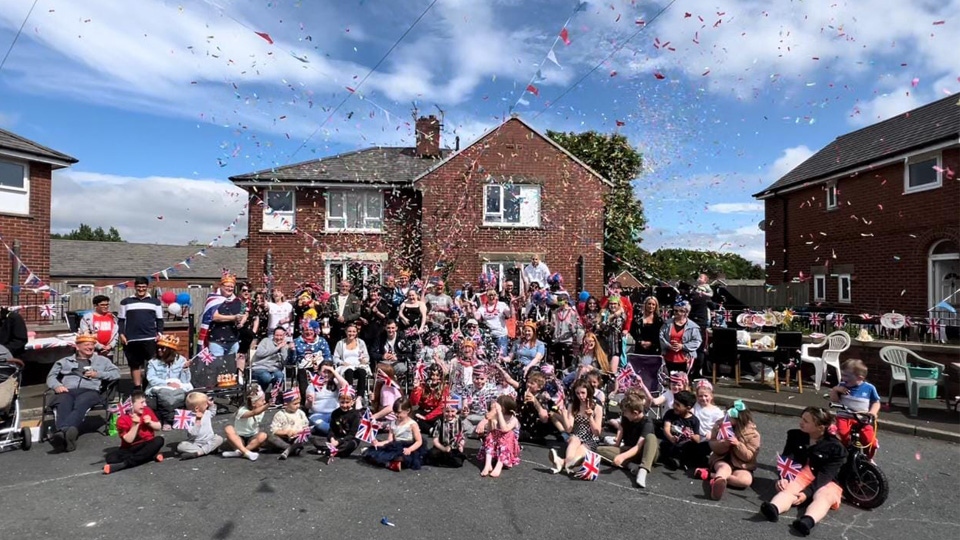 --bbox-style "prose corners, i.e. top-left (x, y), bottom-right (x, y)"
top-left (694, 403), bottom-right (726, 438)
top-left (267, 301), bottom-right (294, 332)
top-left (477, 302), bottom-right (510, 337)
top-left (308, 385), bottom-right (340, 415)
top-left (234, 406), bottom-right (265, 437)
top-left (523, 262), bottom-right (551, 288)
top-left (337, 294), bottom-right (349, 318)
